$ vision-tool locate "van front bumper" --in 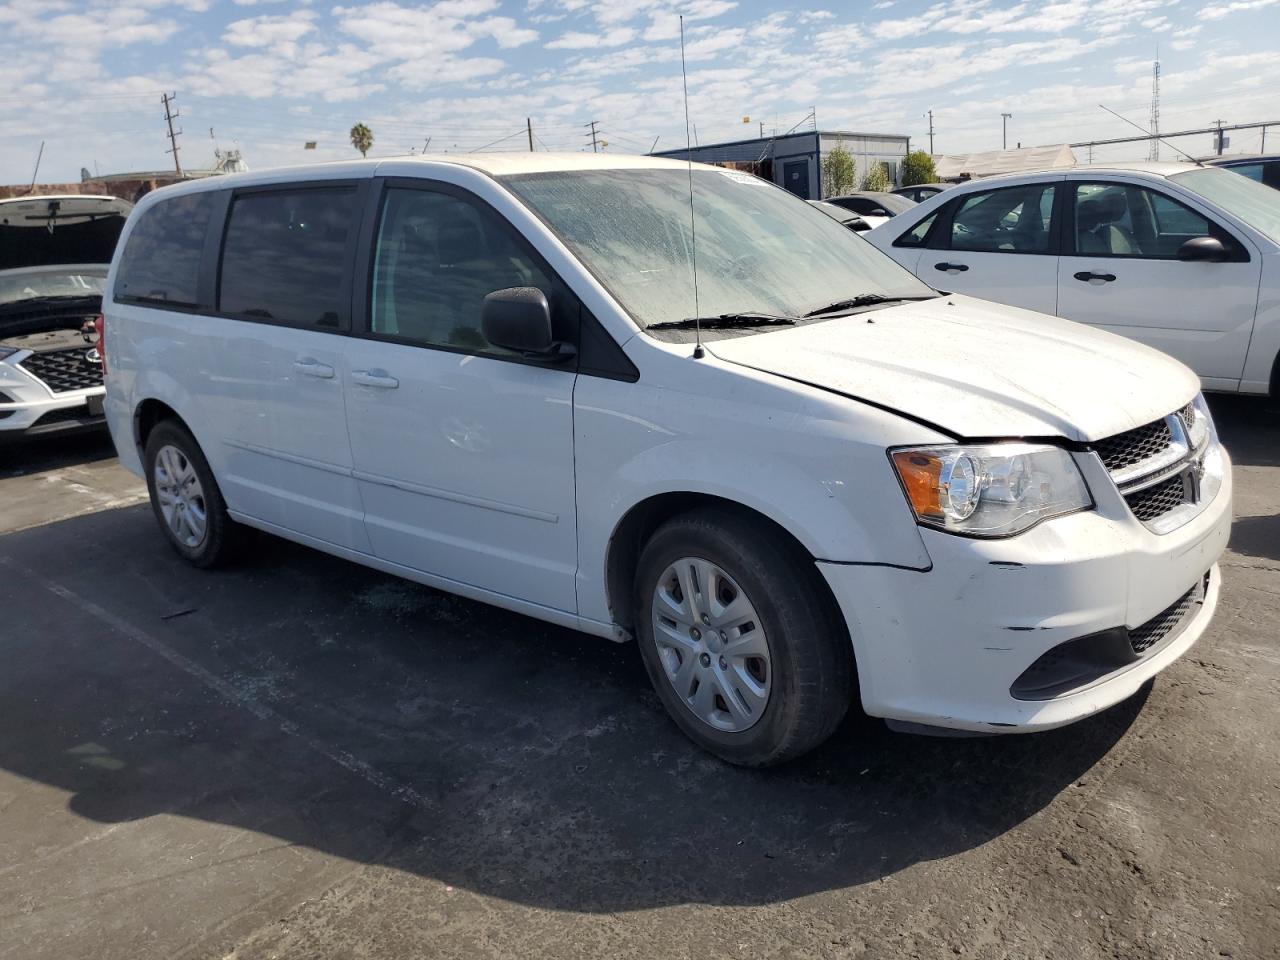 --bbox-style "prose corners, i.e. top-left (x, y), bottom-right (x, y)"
top-left (818, 447), bottom-right (1233, 733)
